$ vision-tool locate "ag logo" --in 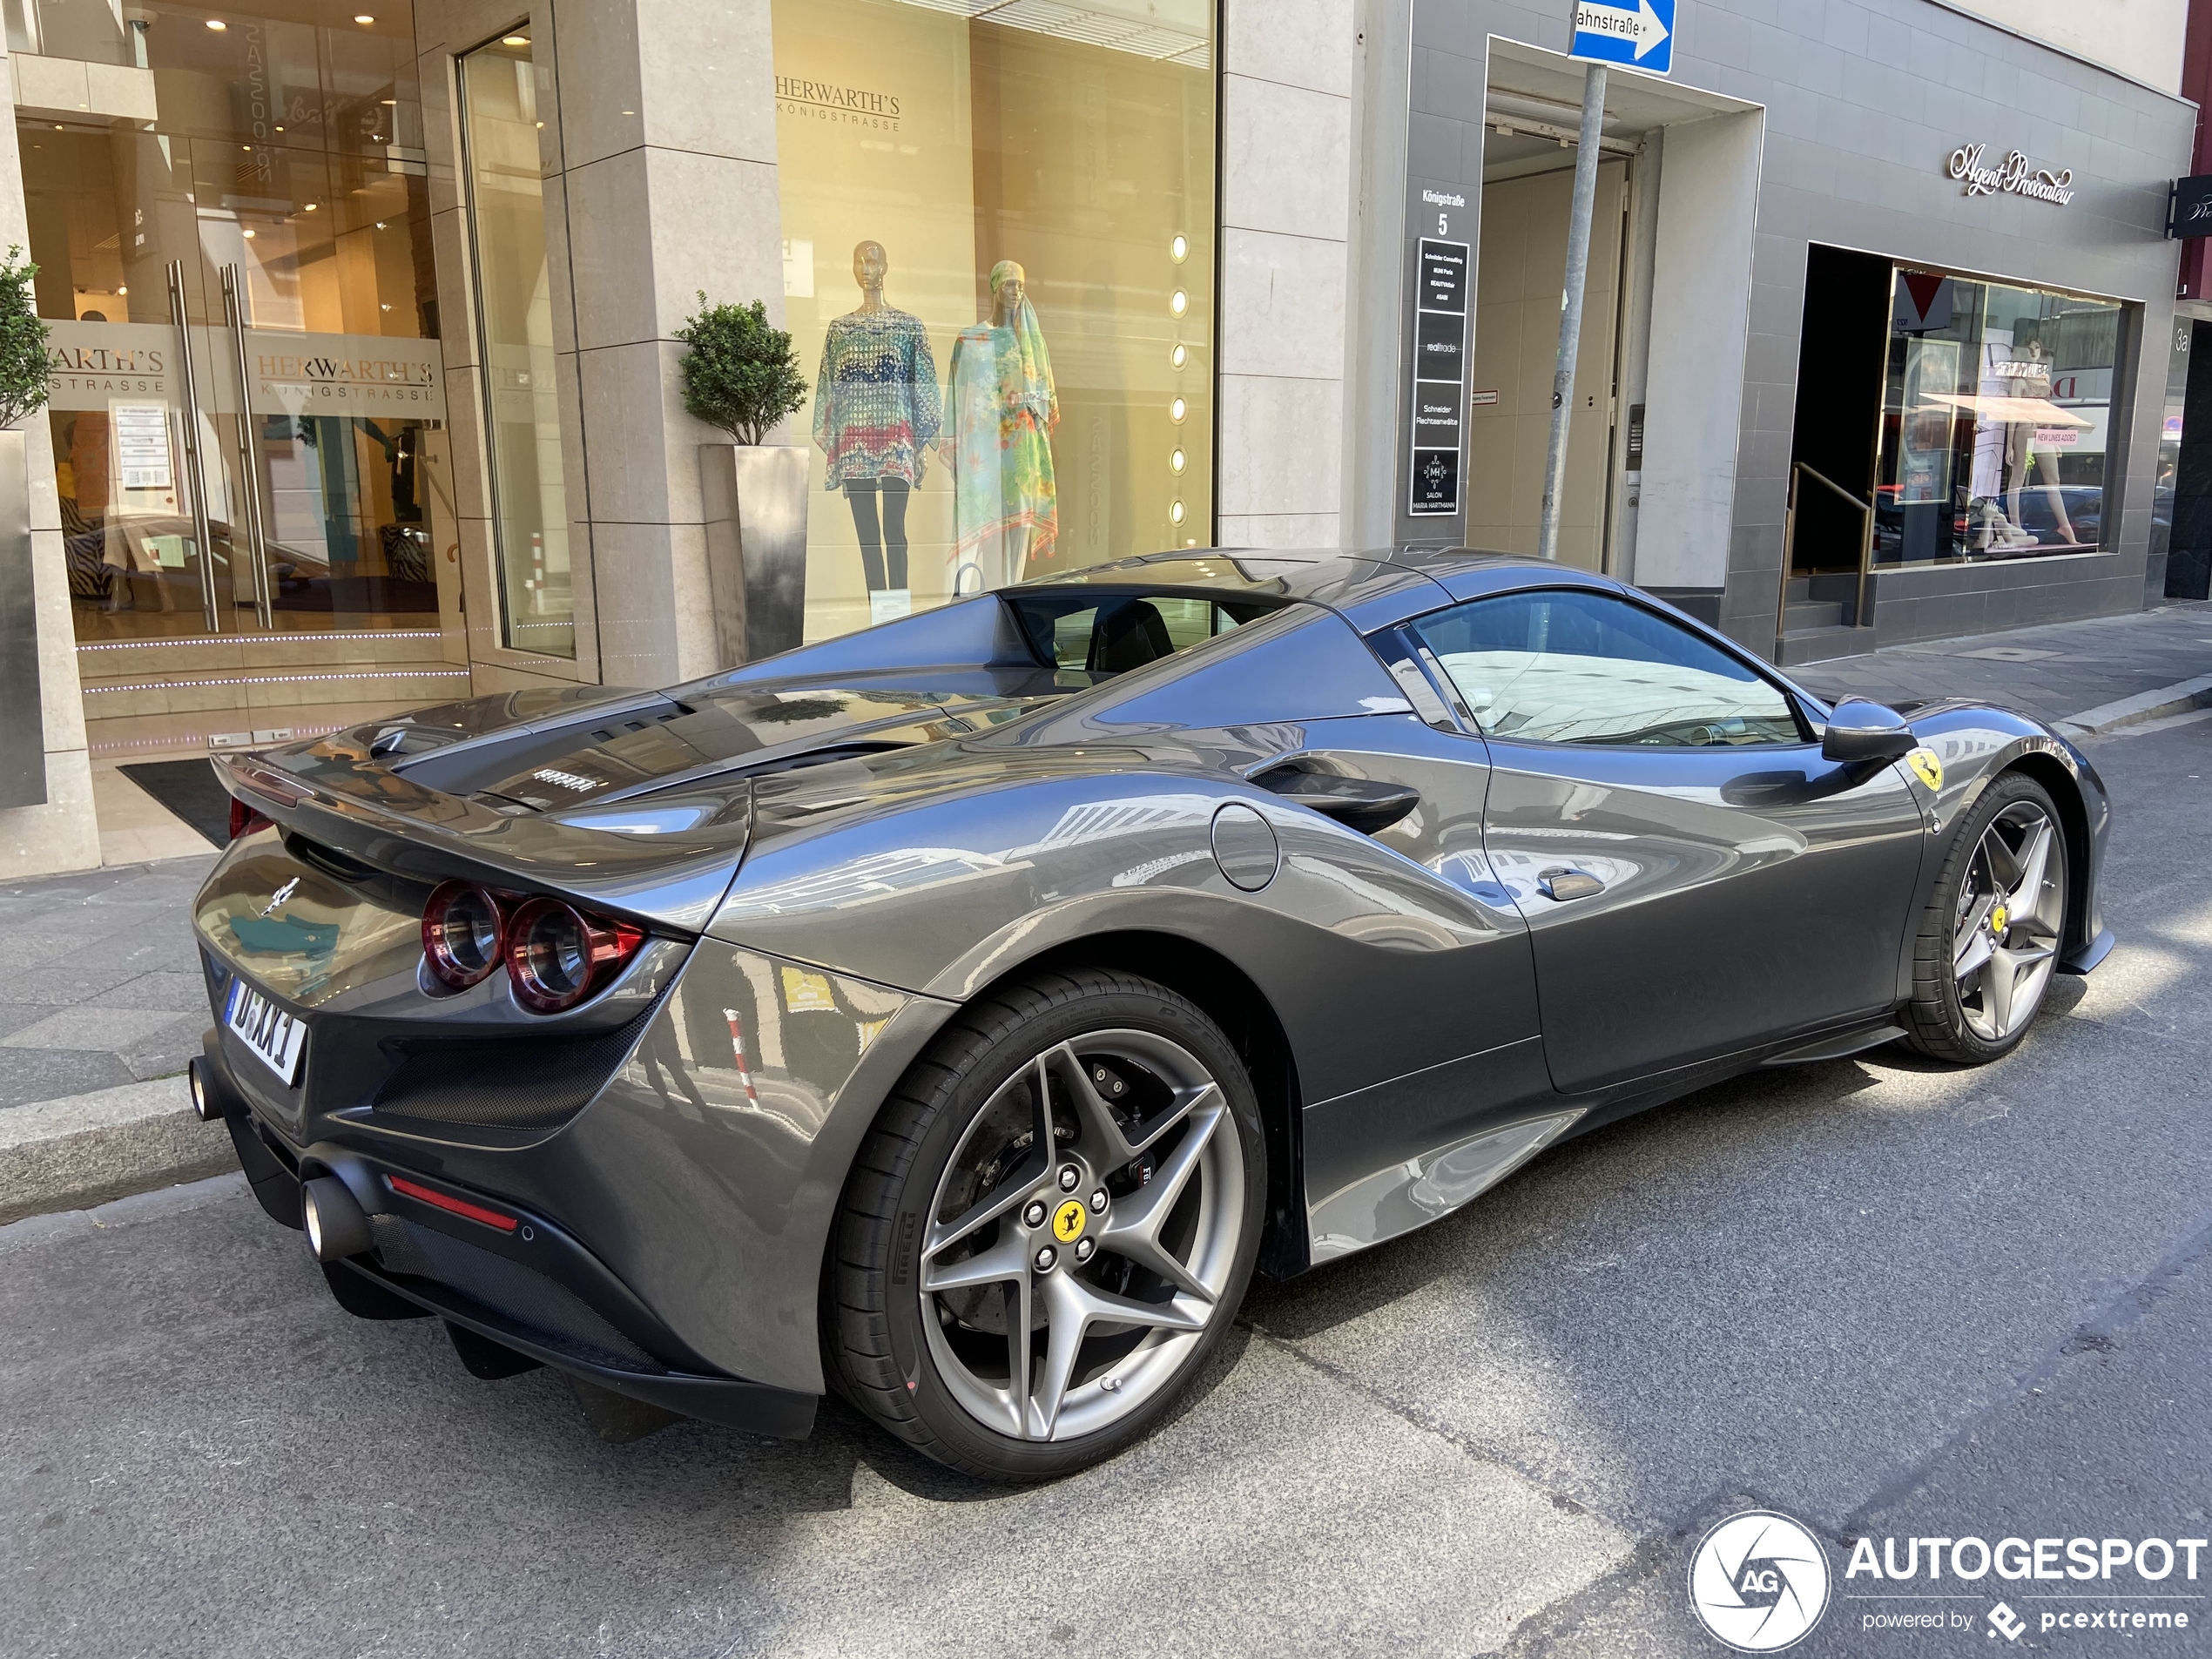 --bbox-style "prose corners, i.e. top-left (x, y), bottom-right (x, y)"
top-left (1688, 1510), bottom-right (1831, 1651)
top-left (1052, 1199), bottom-right (1087, 1244)
top-left (1905, 745), bottom-right (1944, 792)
